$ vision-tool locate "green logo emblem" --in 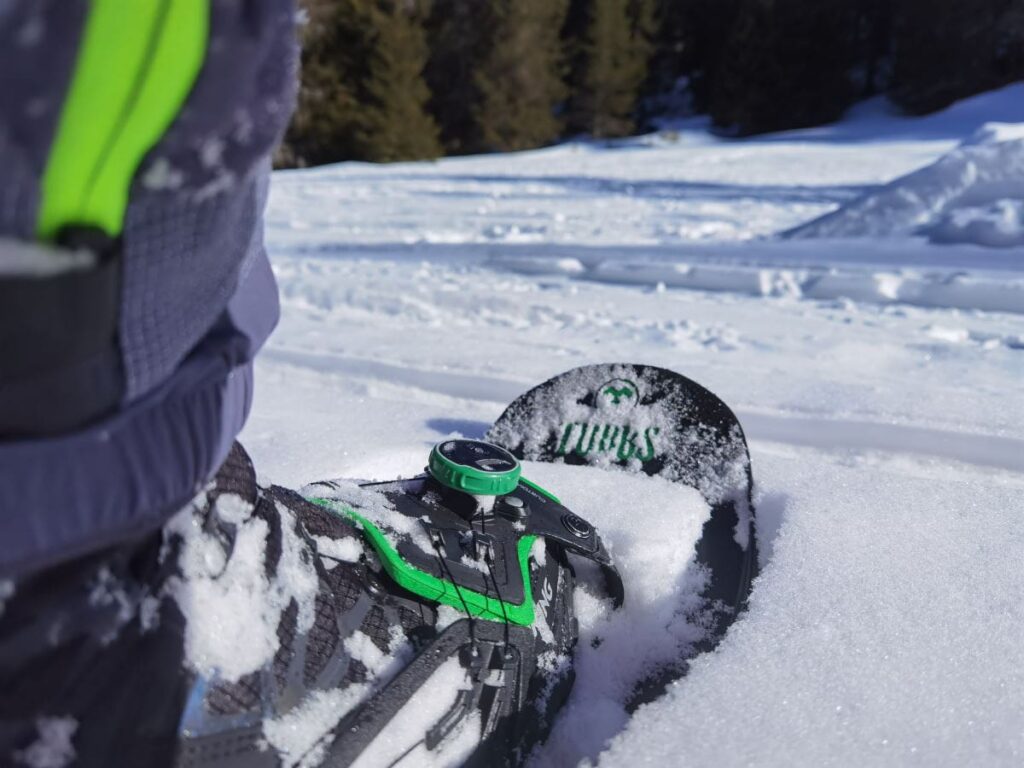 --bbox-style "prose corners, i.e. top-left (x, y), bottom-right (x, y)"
top-left (555, 379), bottom-right (662, 462)
top-left (597, 378), bottom-right (639, 410)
